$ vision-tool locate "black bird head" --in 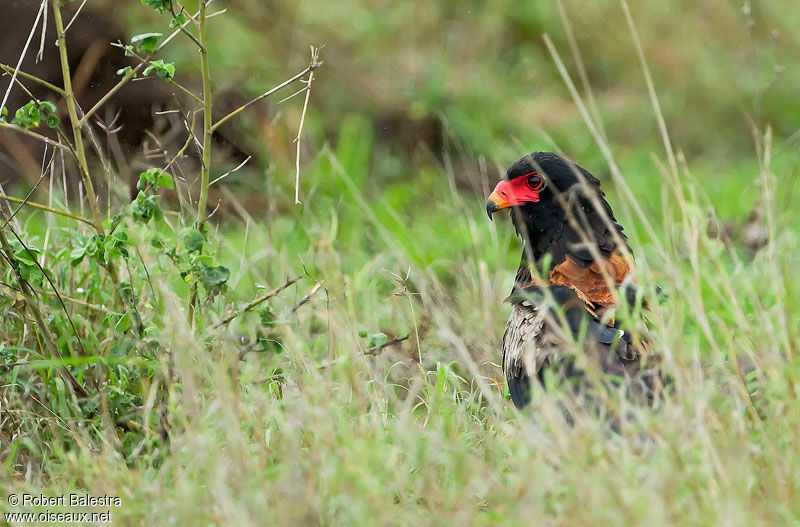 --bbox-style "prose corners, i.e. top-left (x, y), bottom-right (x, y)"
top-left (486, 152), bottom-right (627, 264)
top-left (486, 151), bottom-right (603, 220)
